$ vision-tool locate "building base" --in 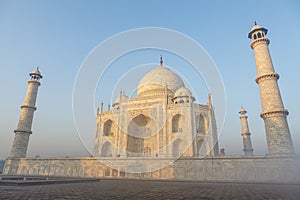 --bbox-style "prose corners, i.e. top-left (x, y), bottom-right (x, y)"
top-left (3, 155), bottom-right (300, 183)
